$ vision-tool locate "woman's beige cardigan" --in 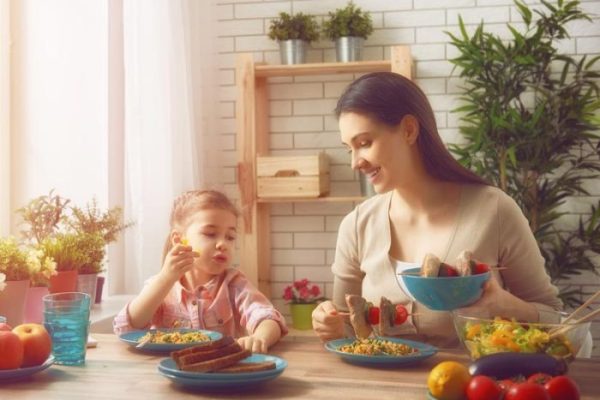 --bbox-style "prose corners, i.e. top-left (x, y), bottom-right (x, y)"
top-left (332, 184), bottom-right (562, 347)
